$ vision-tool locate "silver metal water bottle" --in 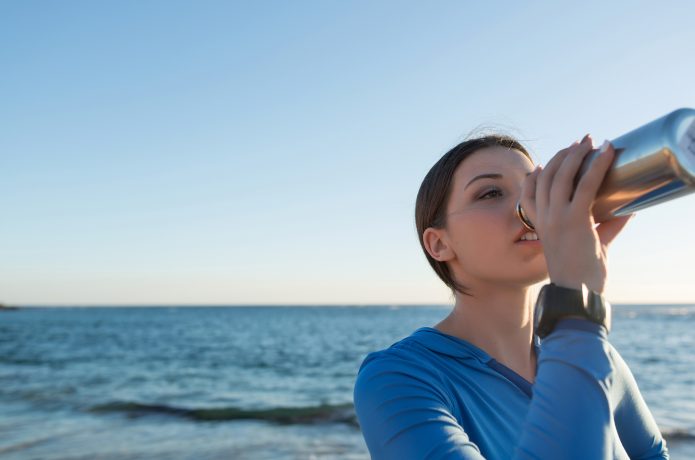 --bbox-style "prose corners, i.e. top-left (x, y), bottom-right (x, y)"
top-left (517, 108), bottom-right (695, 230)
